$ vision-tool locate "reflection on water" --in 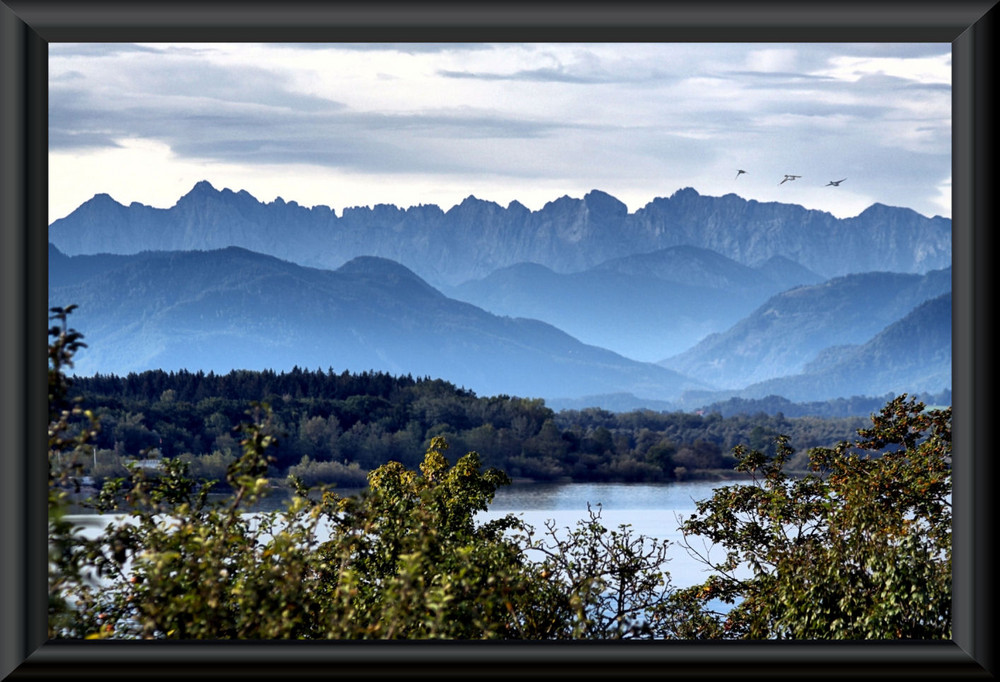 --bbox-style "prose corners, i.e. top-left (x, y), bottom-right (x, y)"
top-left (63, 480), bottom-right (743, 588)
top-left (488, 480), bottom-right (723, 511)
top-left (478, 480), bottom-right (737, 588)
